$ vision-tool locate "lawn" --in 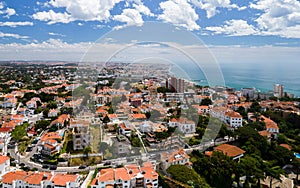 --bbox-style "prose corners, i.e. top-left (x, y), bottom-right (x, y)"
top-left (69, 156), bottom-right (102, 166)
